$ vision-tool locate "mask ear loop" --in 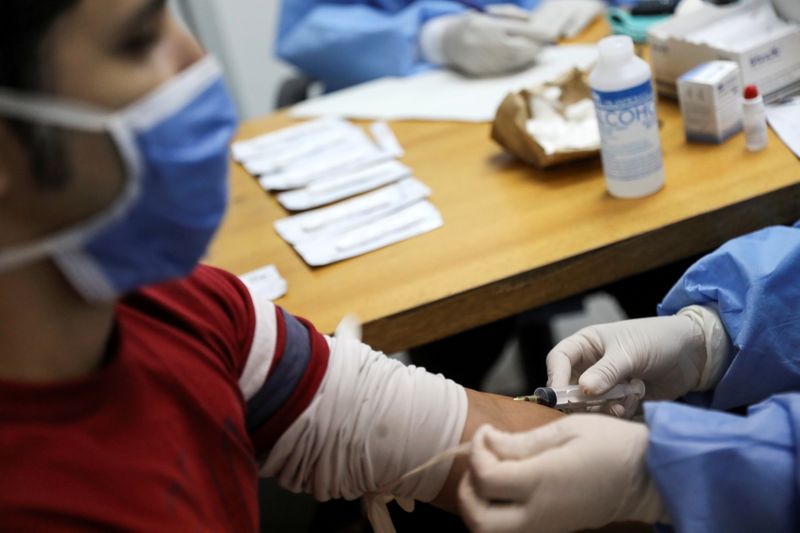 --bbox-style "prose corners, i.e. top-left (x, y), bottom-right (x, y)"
top-left (0, 92), bottom-right (141, 286)
top-left (0, 89), bottom-right (110, 130)
top-left (119, 55), bottom-right (223, 132)
top-left (49, 113), bottom-right (144, 301)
